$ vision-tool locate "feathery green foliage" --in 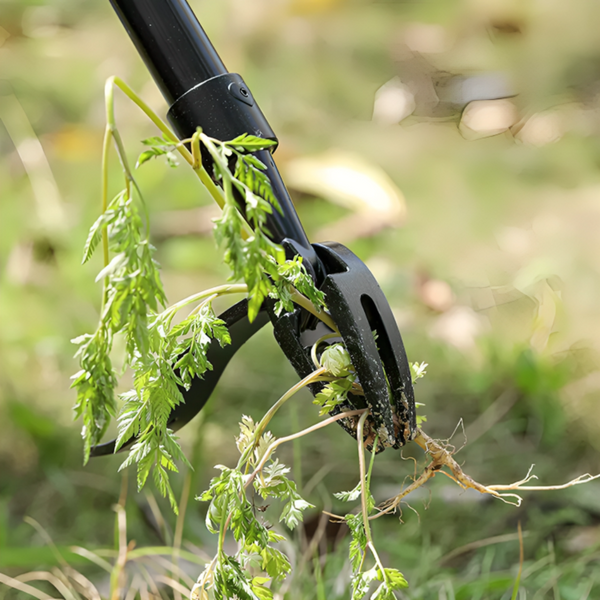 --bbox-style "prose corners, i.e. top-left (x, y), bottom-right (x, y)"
top-left (72, 80), bottom-right (325, 512)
